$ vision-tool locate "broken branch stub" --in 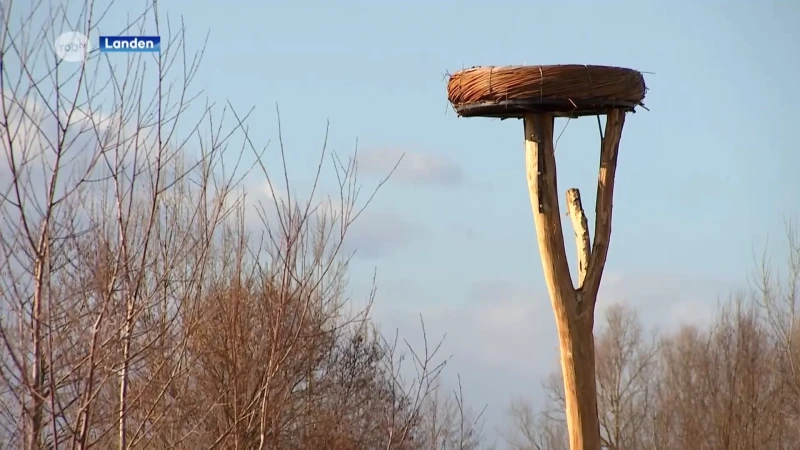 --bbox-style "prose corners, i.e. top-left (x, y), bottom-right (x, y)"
top-left (566, 188), bottom-right (591, 288)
